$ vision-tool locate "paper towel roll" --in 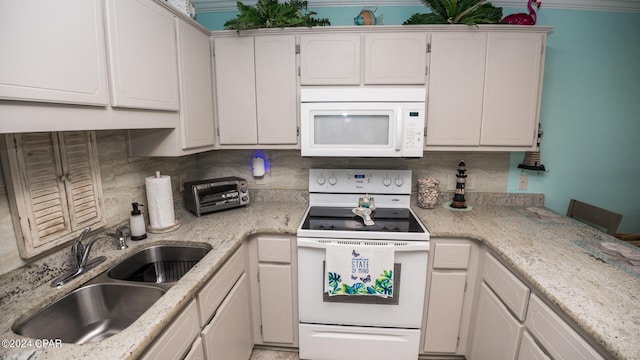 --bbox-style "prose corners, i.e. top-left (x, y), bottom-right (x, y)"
top-left (145, 171), bottom-right (177, 230)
